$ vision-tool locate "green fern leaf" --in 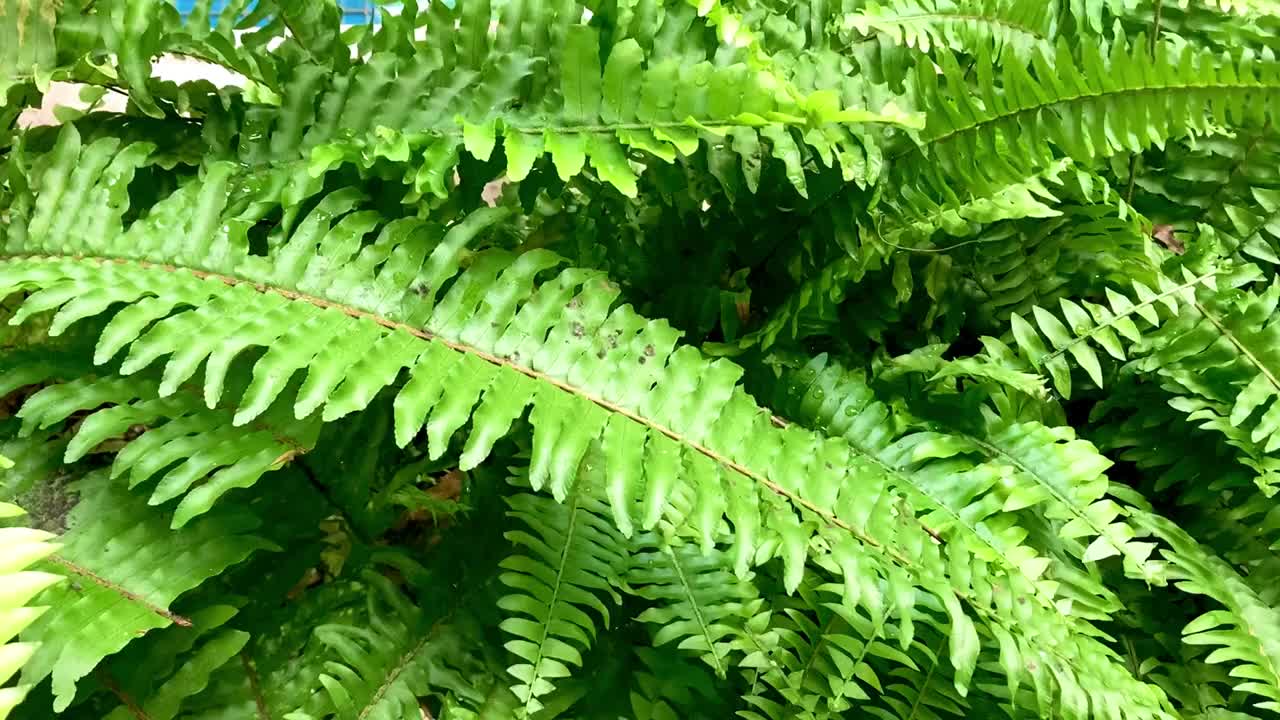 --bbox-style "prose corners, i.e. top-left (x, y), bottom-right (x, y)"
top-left (838, 0), bottom-right (1057, 64)
top-left (1135, 511), bottom-right (1280, 712)
top-left (1010, 269), bottom-right (1217, 397)
top-left (275, 5), bottom-right (920, 198)
top-left (756, 354), bottom-right (1176, 714)
top-left (176, 580), bottom-right (373, 720)
top-left (627, 646), bottom-right (729, 720)
top-left (628, 536), bottom-right (762, 678)
top-left (0, 0), bottom-right (57, 83)
top-left (0, 126), bottom-right (1177, 720)
top-left (1139, 131), bottom-right (1280, 265)
top-left (719, 158), bottom-right (1081, 353)
top-left (499, 471), bottom-right (627, 716)
top-left (0, 502), bottom-right (60, 719)
top-left (18, 472), bottom-right (274, 711)
top-left (7, 365), bottom-right (320, 529)
top-left (896, 35), bottom-right (1280, 213)
top-left (287, 574), bottom-right (493, 720)
top-left (742, 582), bottom-right (918, 719)
top-left (1137, 279), bottom-right (1280, 461)
top-left (864, 636), bottom-right (967, 720)
top-left (99, 605), bottom-right (251, 720)
top-left (758, 354), bottom-right (1114, 611)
